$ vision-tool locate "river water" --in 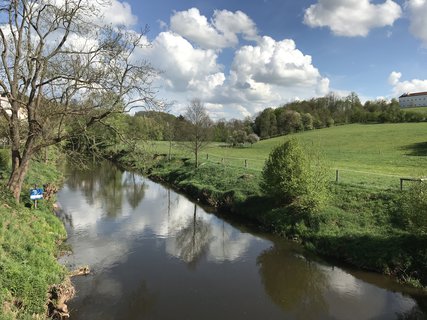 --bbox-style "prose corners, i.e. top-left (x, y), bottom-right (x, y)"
top-left (57, 162), bottom-right (427, 320)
